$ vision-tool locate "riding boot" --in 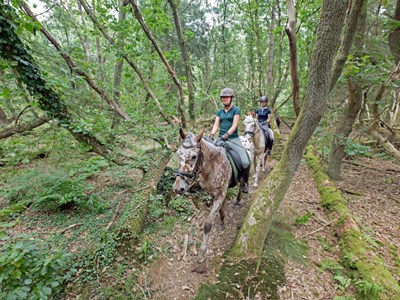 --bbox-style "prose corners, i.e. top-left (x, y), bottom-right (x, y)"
top-left (240, 166), bottom-right (250, 193)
